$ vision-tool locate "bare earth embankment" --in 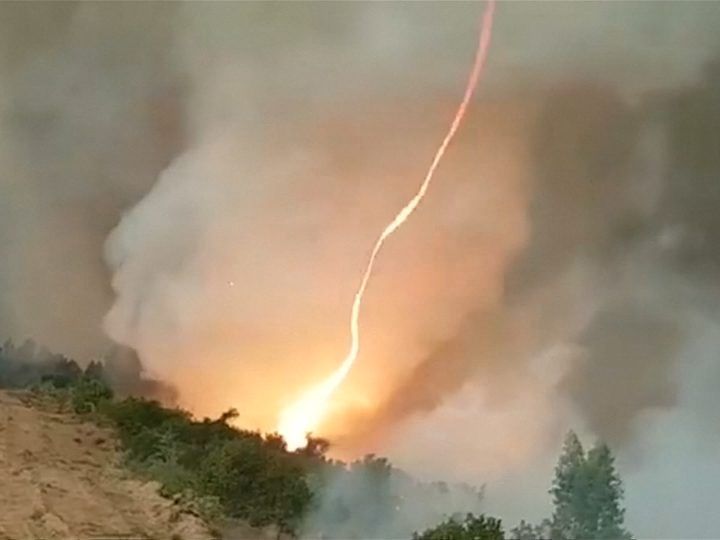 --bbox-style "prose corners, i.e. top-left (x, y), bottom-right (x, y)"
top-left (0, 390), bottom-right (213, 539)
